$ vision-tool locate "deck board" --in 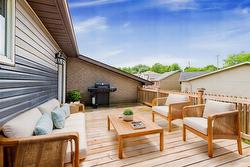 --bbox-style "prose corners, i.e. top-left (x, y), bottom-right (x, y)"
top-left (80, 104), bottom-right (250, 167)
